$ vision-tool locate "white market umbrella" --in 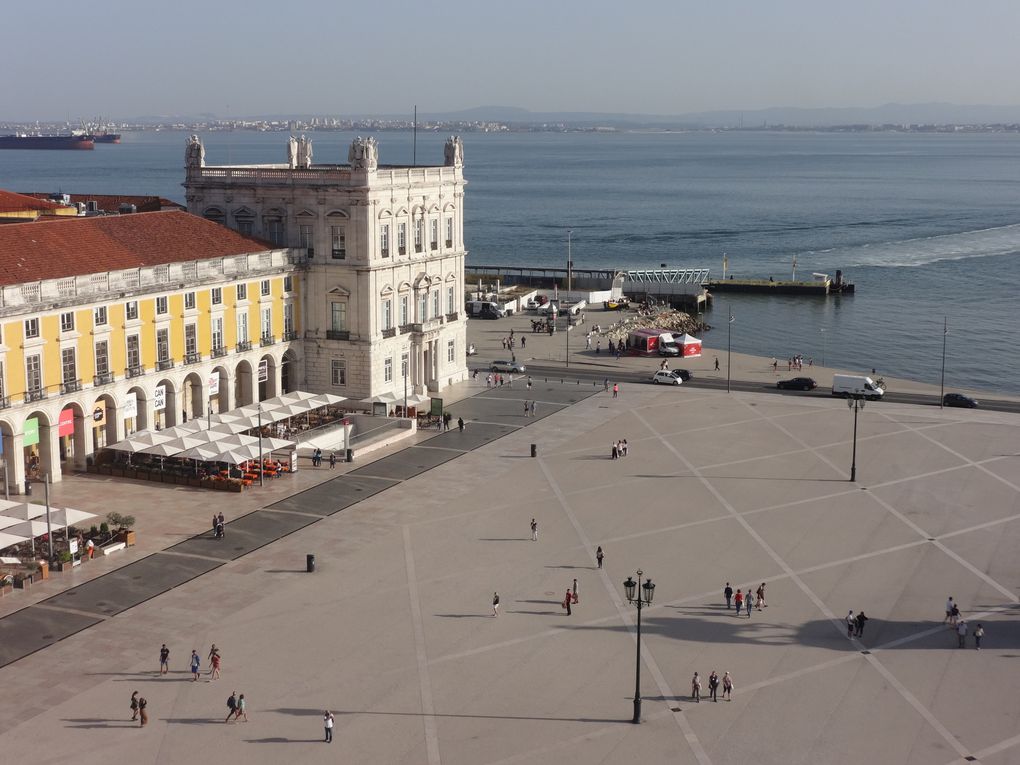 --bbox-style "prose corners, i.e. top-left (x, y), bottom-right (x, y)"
top-left (259, 436), bottom-right (294, 451)
top-left (178, 443), bottom-right (229, 461)
top-left (0, 515), bottom-right (25, 531)
top-left (308, 393), bottom-right (347, 407)
top-left (107, 430), bottom-right (176, 452)
top-left (0, 531), bottom-right (27, 551)
top-left (4, 519), bottom-right (52, 539)
top-left (46, 507), bottom-right (96, 530)
top-left (0, 502), bottom-right (50, 521)
top-left (403, 393), bottom-right (432, 407)
top-left (361, 392), bottom-right (400, 405)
